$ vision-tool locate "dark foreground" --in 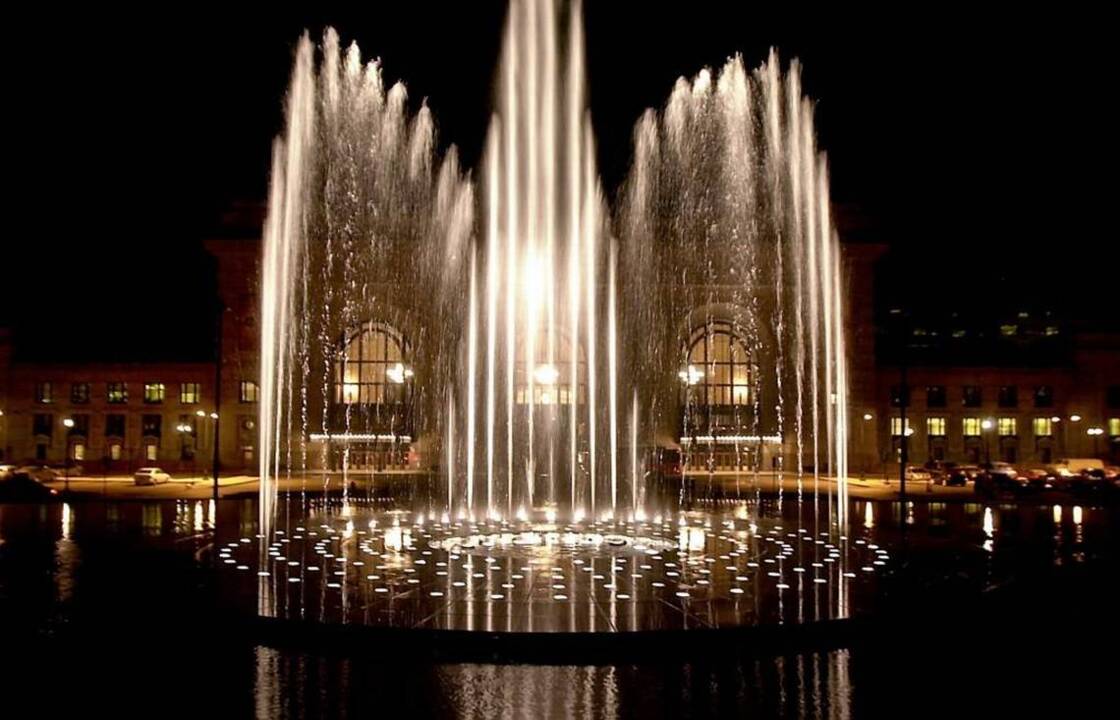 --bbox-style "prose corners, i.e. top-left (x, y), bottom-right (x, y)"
top-left (1, 498), bottom-right (1115, 718)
